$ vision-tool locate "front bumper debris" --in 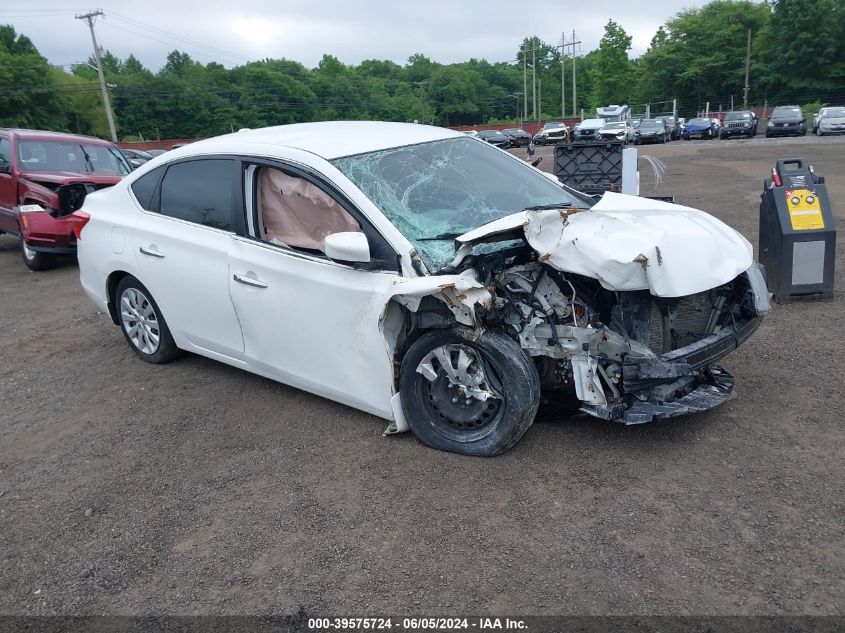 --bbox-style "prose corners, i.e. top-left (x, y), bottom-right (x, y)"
top-left (580, 315), bottom-right (762, 424)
